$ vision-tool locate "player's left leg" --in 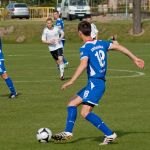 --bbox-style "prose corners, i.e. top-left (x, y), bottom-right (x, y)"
top-left (58, 56), bottom-right (64, 80)
top-left (57, 48), bottom-right (64, 80)
top-left (80, 79), bottom-right (117, 145)
top-left (0, 61), bottom-right (17, 98)
top-left (52, 96), bottom-right (83, 141)
top-left (1, 73), bottom-right (17, 99)
top-left (81, 104), bottom-right (117, 145)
